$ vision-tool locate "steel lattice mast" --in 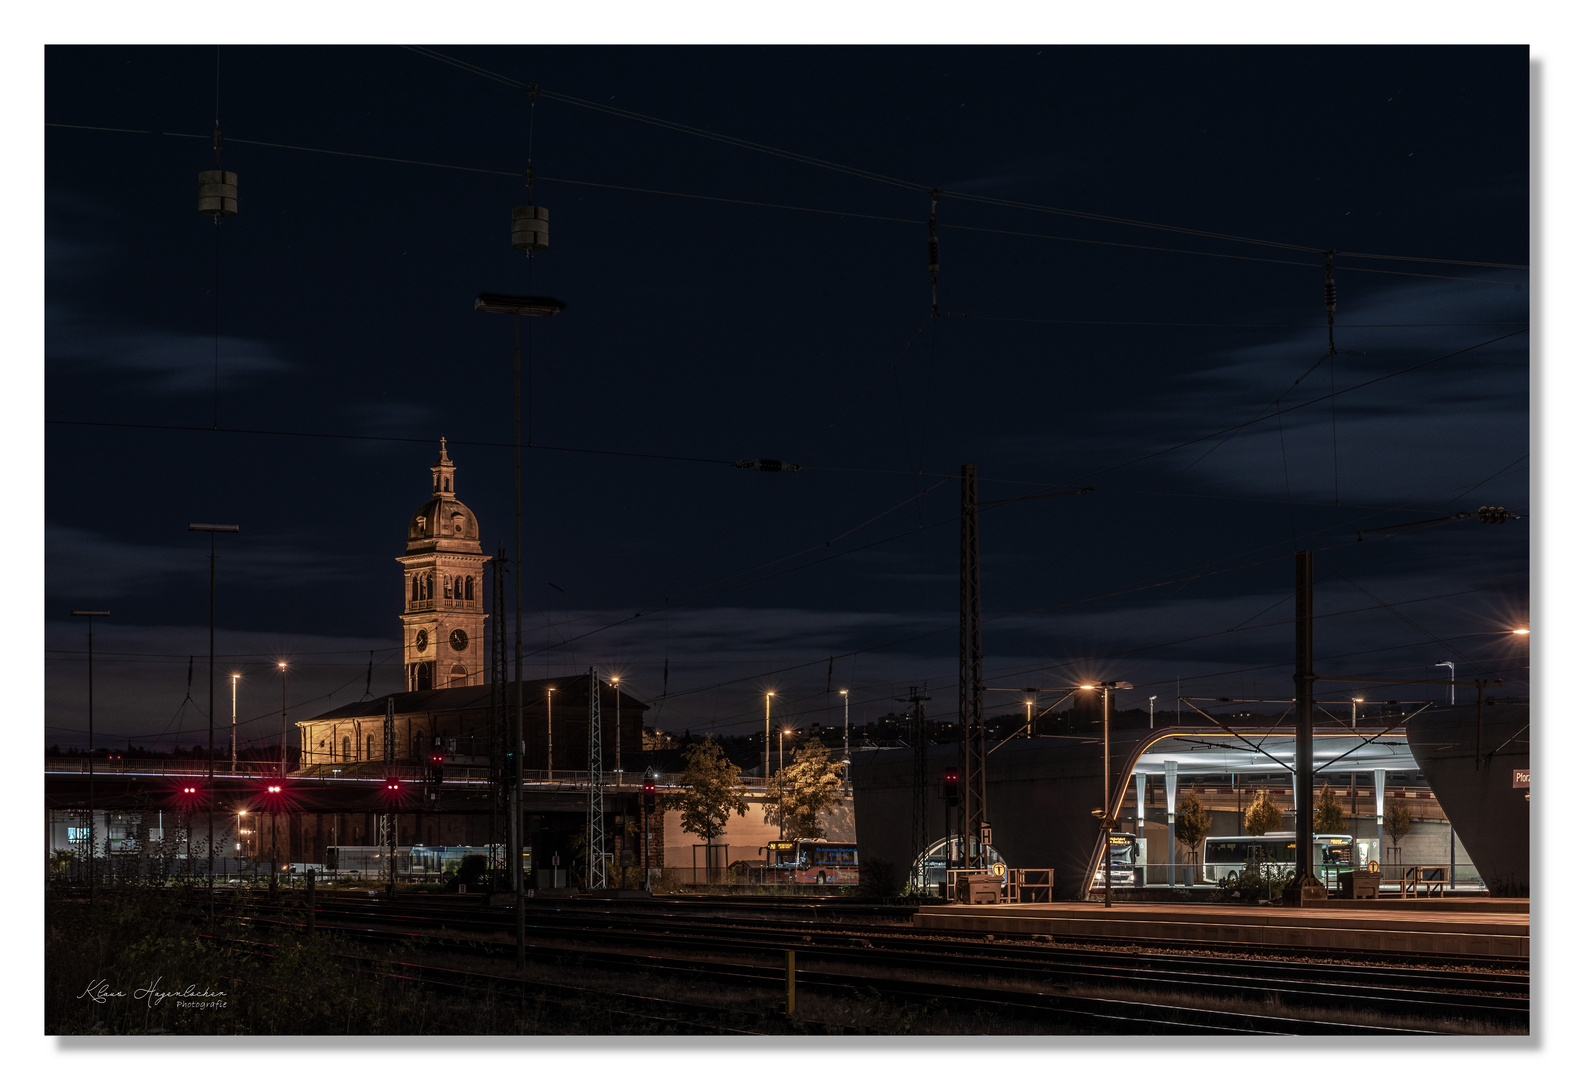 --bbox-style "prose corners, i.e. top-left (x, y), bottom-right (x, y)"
top-left (958, 465), bottom-right (986, 870)
top-left (586, 667), bottom-right (606, 890)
